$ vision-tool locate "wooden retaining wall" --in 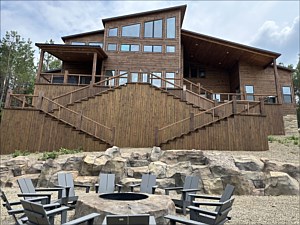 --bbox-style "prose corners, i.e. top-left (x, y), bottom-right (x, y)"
top-left (264, 104), bottom-right (285, 135)
top-left (0, 109), bottom-right (109, 154)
